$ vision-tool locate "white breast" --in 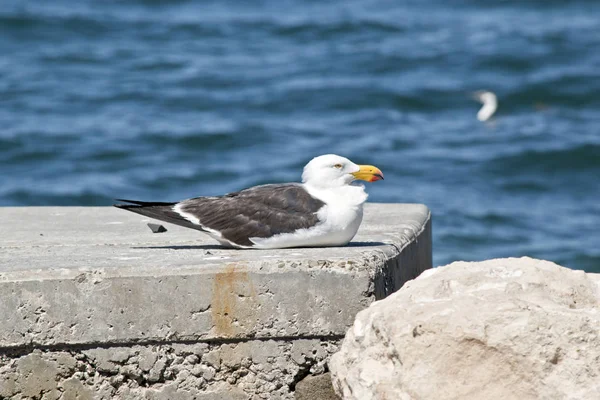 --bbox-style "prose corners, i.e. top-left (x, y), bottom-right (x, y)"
top-left (249, 184), bottom-right (368, 249)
